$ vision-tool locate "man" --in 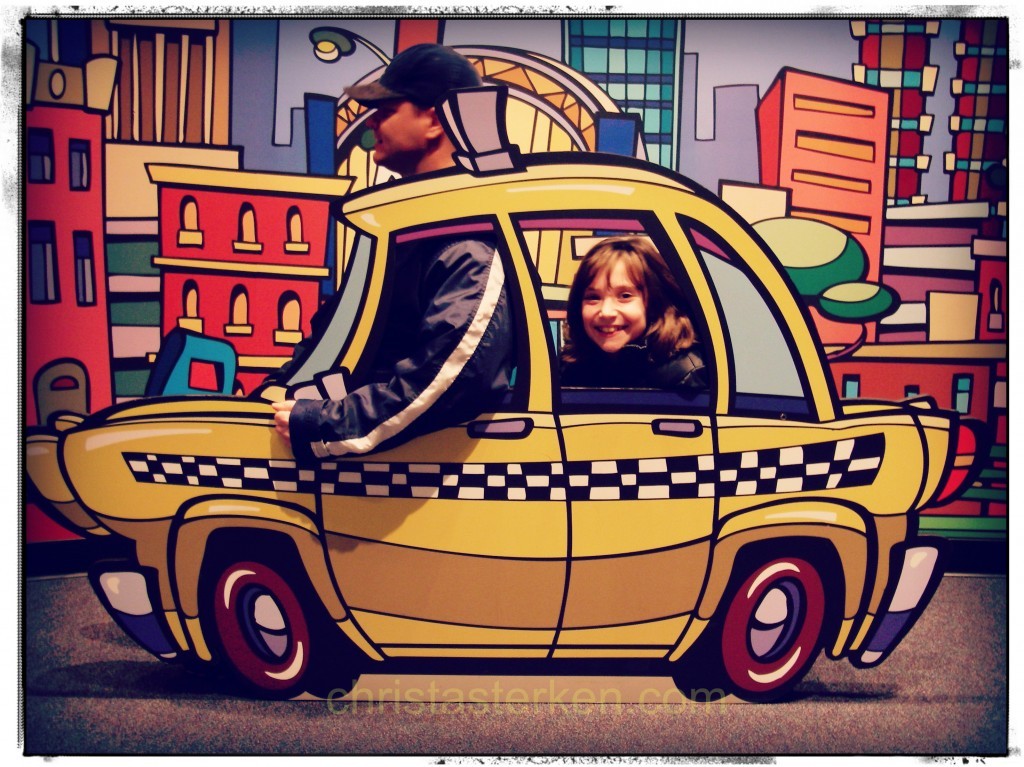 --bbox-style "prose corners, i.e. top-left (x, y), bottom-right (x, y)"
top-left (270, 44), bottom-right (514, 463)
